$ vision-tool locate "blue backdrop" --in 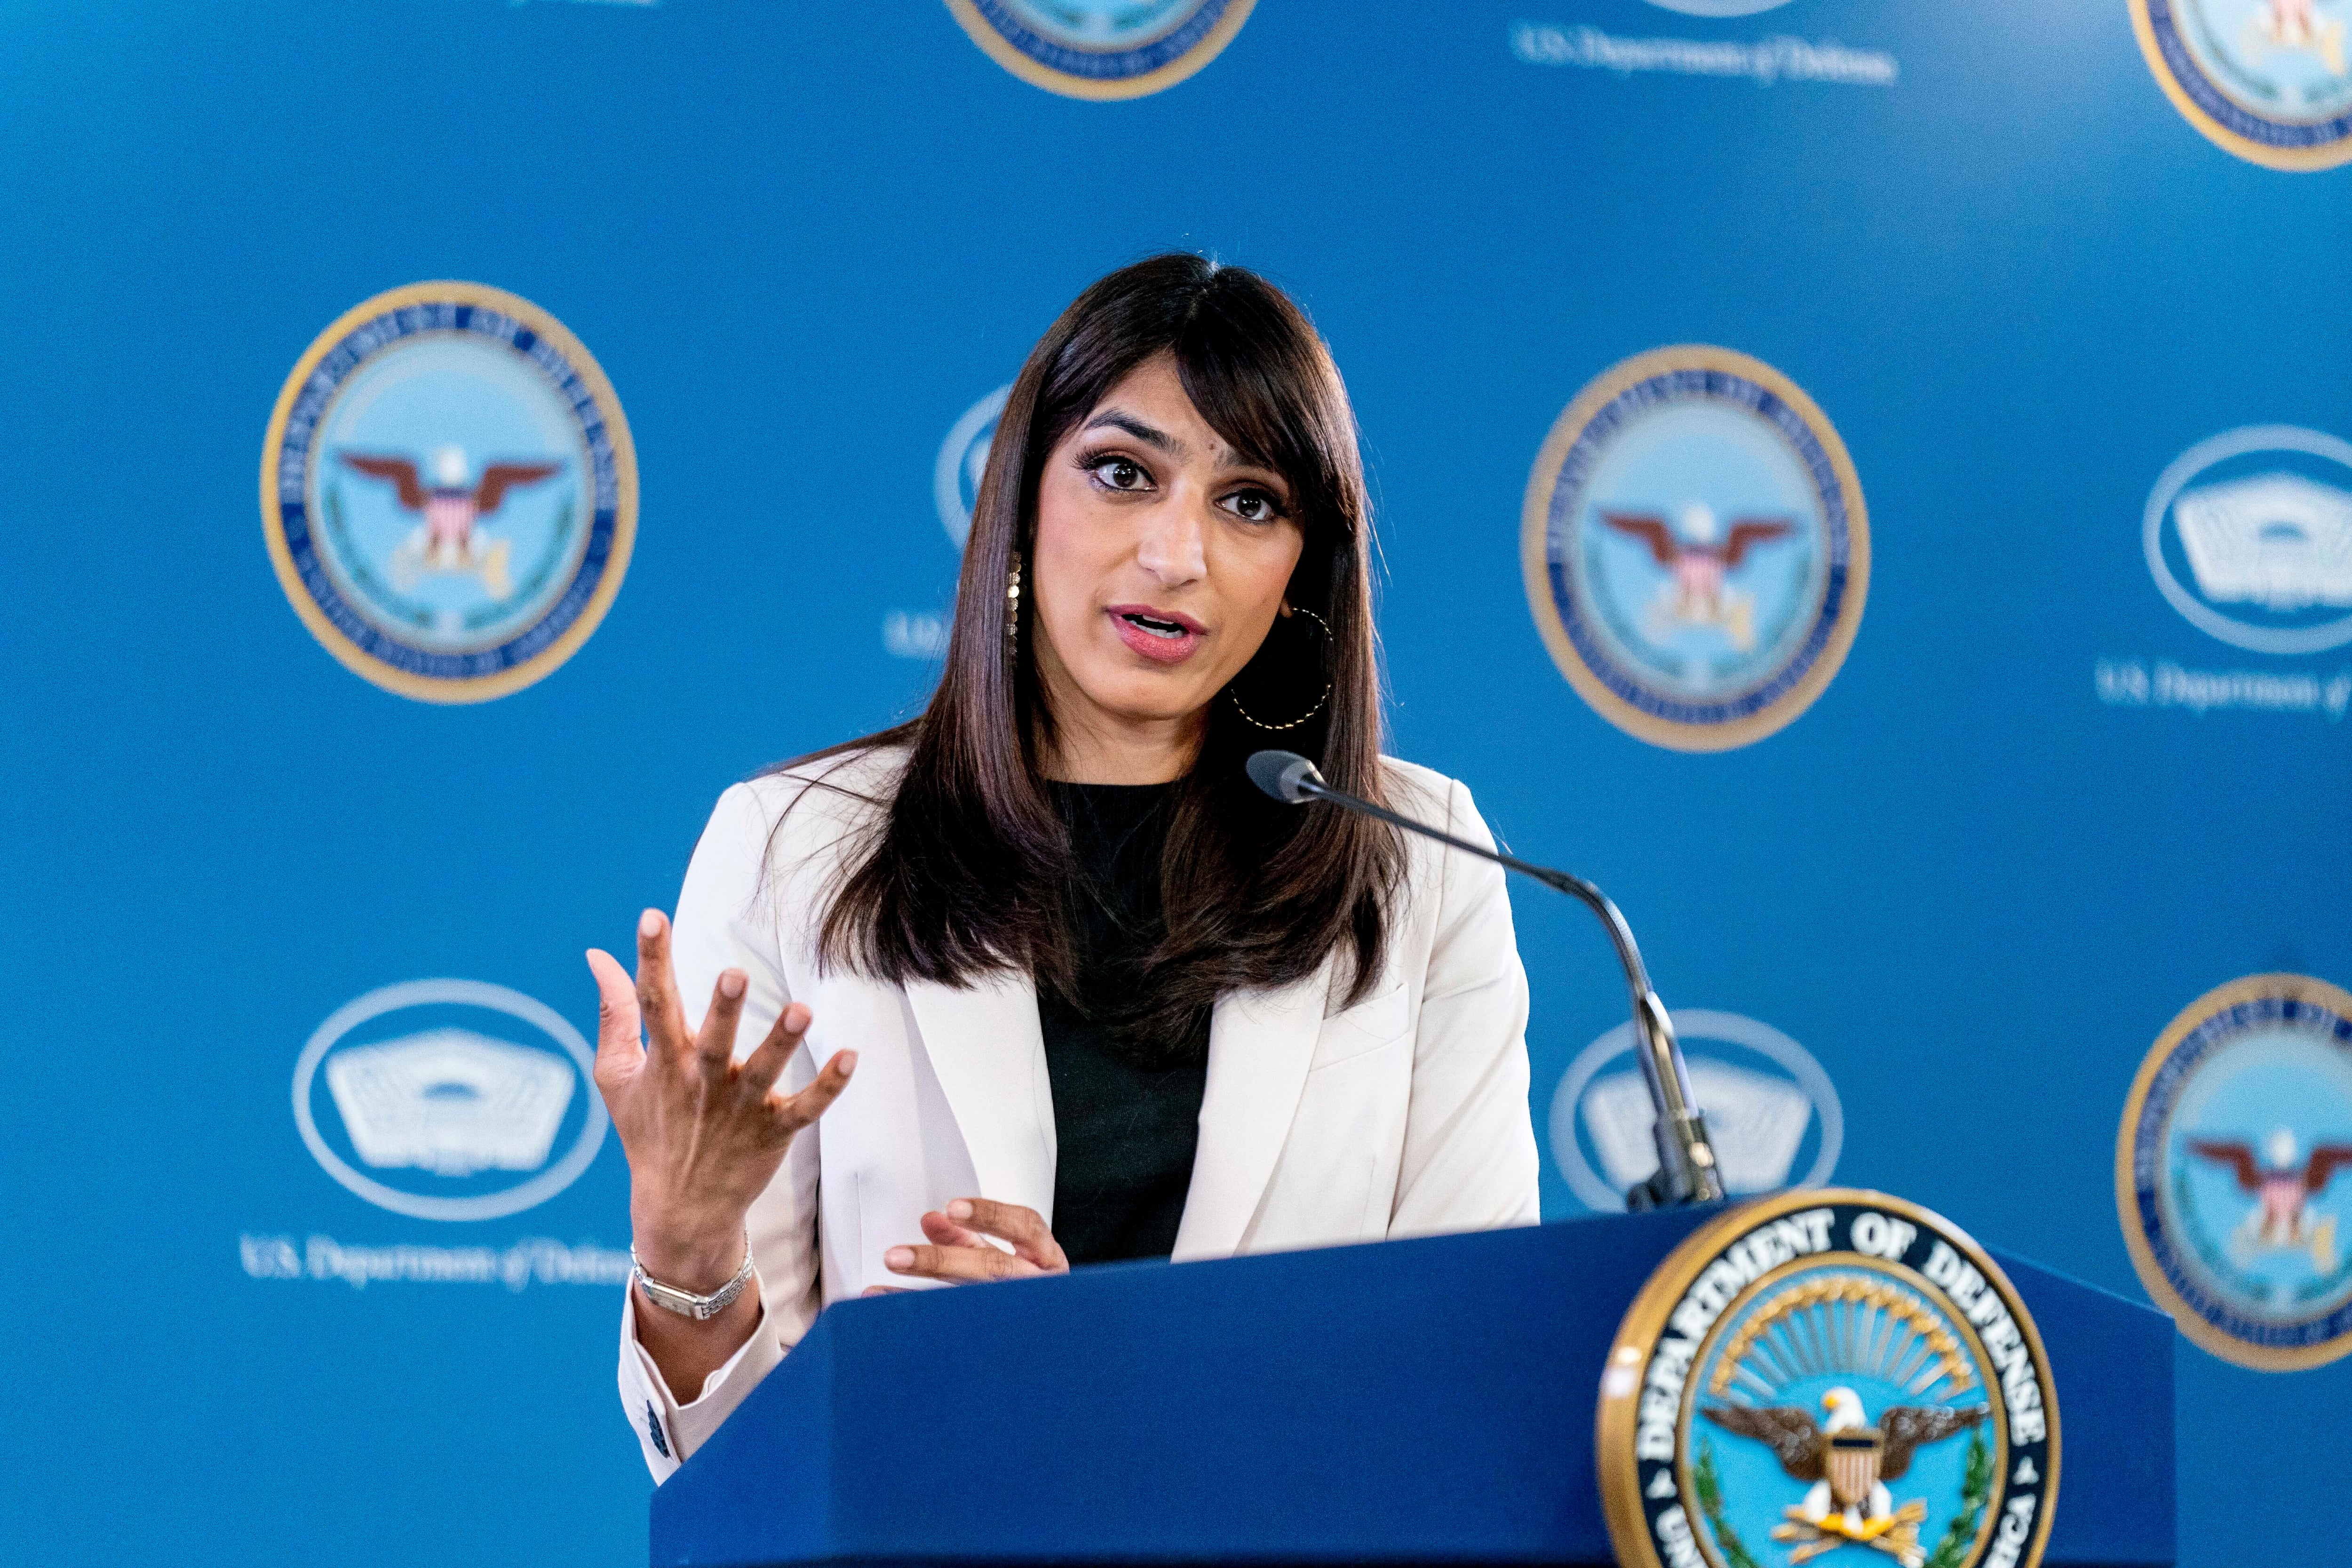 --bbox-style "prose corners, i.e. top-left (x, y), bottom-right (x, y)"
top-left (3, 2), bottom-right (2347, 1563)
